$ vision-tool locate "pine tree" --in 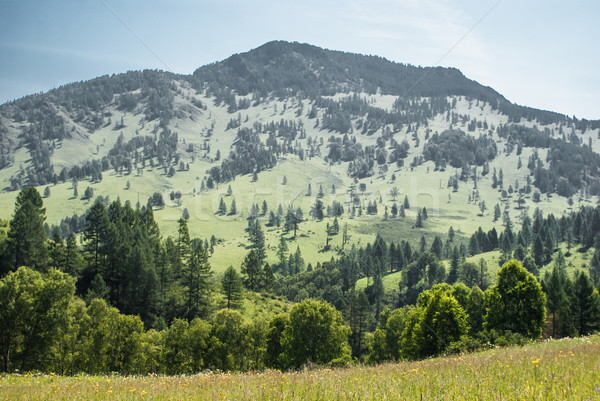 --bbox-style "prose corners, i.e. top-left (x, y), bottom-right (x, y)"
top-left (448, 247), bottom-right (460, 284)
top-left (241, 250), bottom-right (263, 291)
top-left (403, 195), bottom-right (410, 209)
top-left (230, 199), bottom-right (237, 215)
top-left (183, 242), bottom-right (212, 319)
top-left (218, 198), bottom-right (227, 215)
top-left (48, 230), bottom-right (65, 271)
top-left (177, 218), bottom-right (192, 268)
top-left (222, 266), bottom-right (243, 309)
top-left (493, 204), bottom-right (501, 222)
top-left (448, 226), bottom-right (455, 242)
top-left (544, 267), bottom-right (570, 338)
top-left (431, 236), bottom-right (443, 260)
top-left (419, 236), bottom-right (427, 253)
top-left (415, 208), bottom-right (423, 228)
top-left (5, 188), bottom-right (49, 273)
top-left (572, 272), bottom-right (600, 335)
top-left (277, 235), bottom-right (288, 275)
